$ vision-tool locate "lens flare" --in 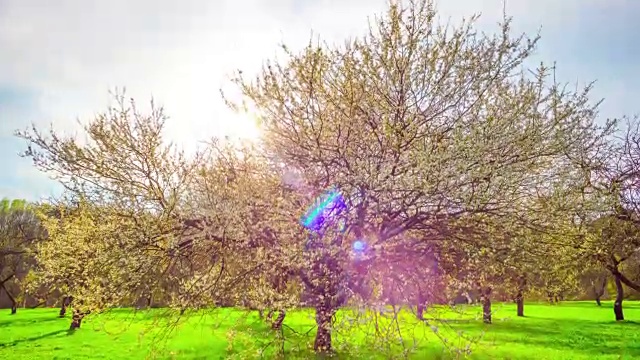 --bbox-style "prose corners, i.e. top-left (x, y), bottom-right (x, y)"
top-left (300, 188), bottom-right (345, 231)
top-left (353, 240), bottom-right (366, 252)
